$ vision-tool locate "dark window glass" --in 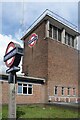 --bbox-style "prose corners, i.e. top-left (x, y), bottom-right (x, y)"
top-left (23, 84), bottom-right (27, 86)
top-left (72, 39), bottom-right (74, 47)
top-left (68, 35), bottom-right (70, 45)
top-left (58, 29), bottom-right (61, 41)
top-left (55, 86), bottom-right (57, 95)
top-left (62, 87), bottom-right (64, 95)
top-left (53, 26), bottom-right (57, 39)
top-left (68, 88), bottom-right (70, 95)
top-left (49, 24), bottom-right (52, 38)
top-left (28, 88), bottom-right (32, 94)
top-left (23, 87), bottom-right (27, 94)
